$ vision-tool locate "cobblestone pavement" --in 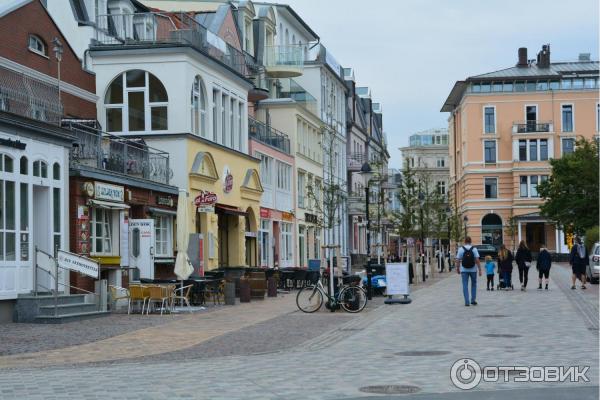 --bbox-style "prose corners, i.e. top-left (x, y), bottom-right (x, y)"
top-left (0, 267), bottom-right (596, 399)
